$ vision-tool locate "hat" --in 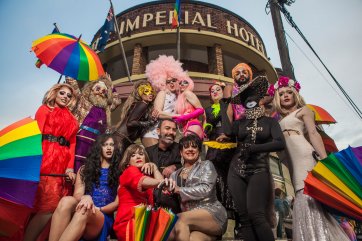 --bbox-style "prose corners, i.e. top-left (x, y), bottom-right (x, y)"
top-left (231, 76), bottom-right (268, 106)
